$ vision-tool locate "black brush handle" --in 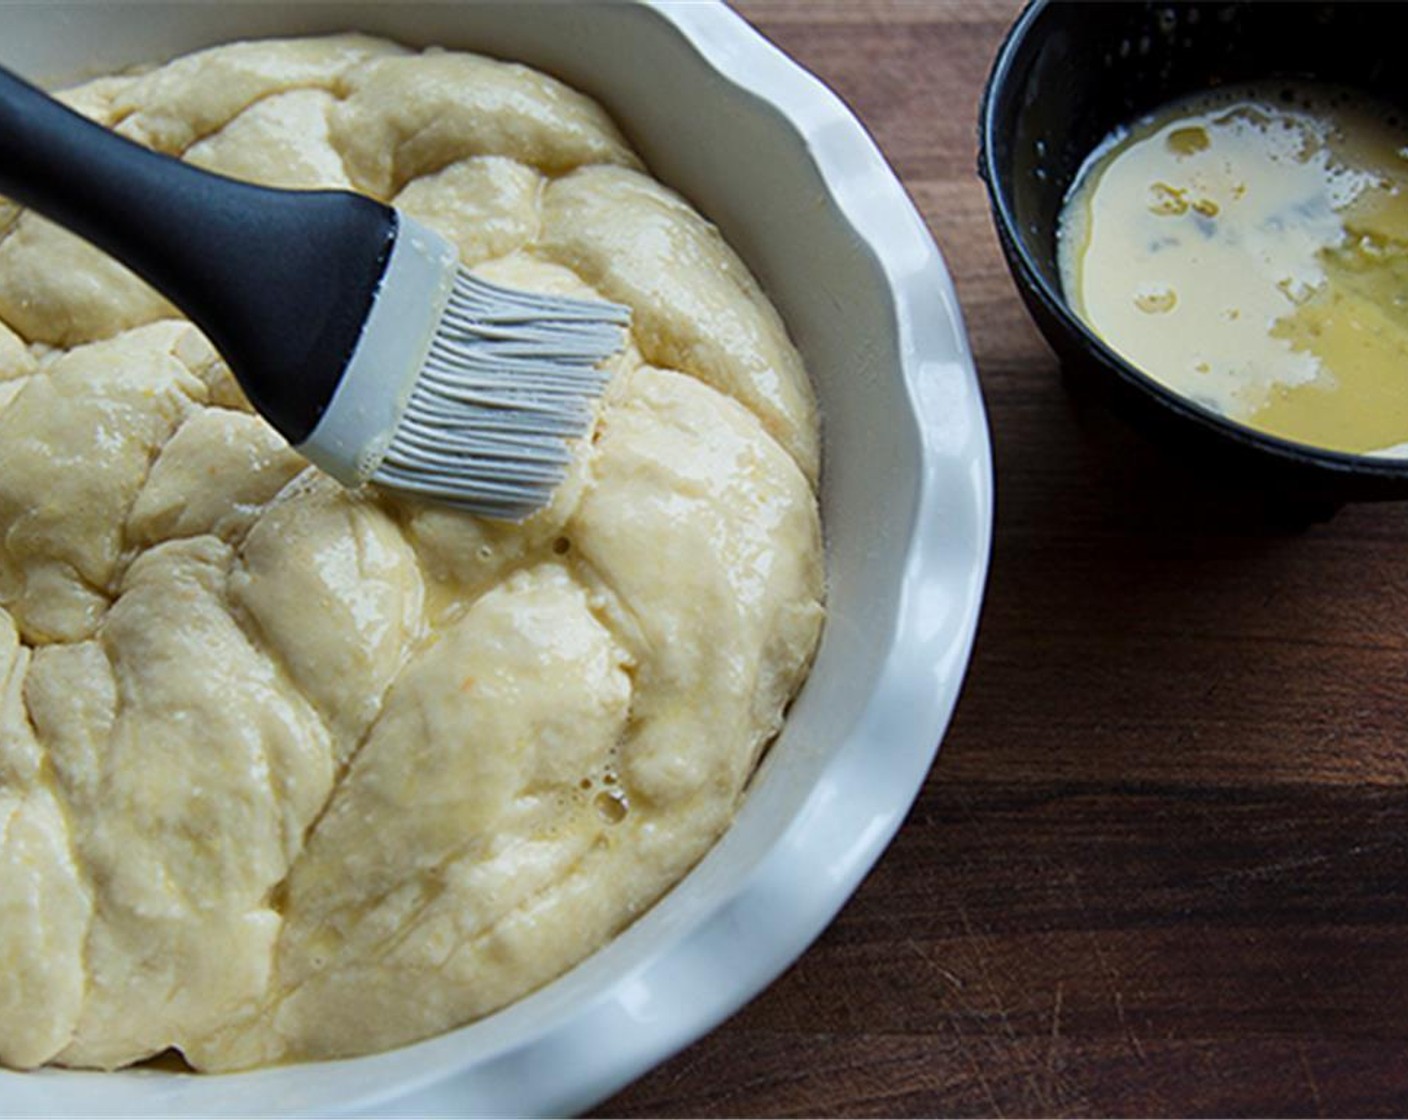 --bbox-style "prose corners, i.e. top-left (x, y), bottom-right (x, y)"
top-left (0, 64), bottom-right (395, 442)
